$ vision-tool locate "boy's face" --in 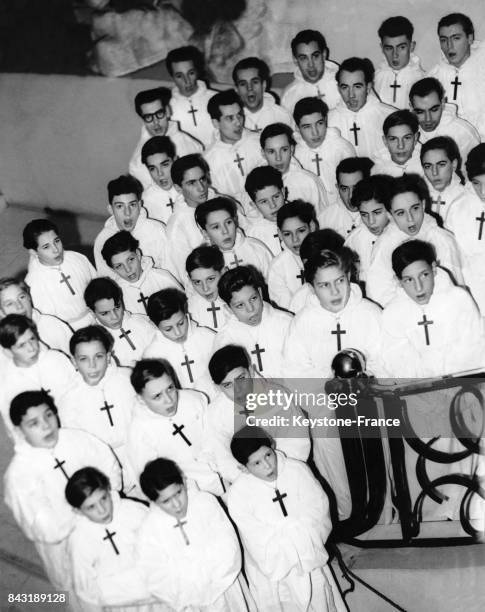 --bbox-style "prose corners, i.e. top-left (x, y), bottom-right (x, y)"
top-left (279, 216), bottom-right (315, 255)
top-left (79, 488), bottom-right (113, 524)
top-left (73, 340), bottom-right (110, 386)
top-left (358, 199), bottom-right (389, 236)
top-left (171, 60), bottom-right (198, 98)
top-left (246, 445), bottom-right (277, 481)
top-left (93, 298), bottom-right (124, 330)
top-left (439, 23), bottom-right (473, 67)
top-left (263, 134), bottom-right (293, 174)
top-left (298, 112), bottom-right (327, 148)
top-left (381, 35), bottom-right (414, 70)
top-left (141, 372), bottom-right (178, 417)
top-left (139, 99), bottom-right (169, 137)
top-left (470, 173), bottom-right (485, 202)
top-left (421, 148), bottom-right (456, 192)
top-left (294, 41), bottom-right (326, 83)
top-left (0, 285), bottom-right (33, 319)
top-left (384, 125), bottom-right (418, 165)
top-left (338, 70), bottom-right (371, 112)
top-left (180, 166), bottom-right (209, 208)
top-left (155, 482), bottom-right (188, 519)
top-left (235, 67), bottom-right (265, 112)
top-left (410, 92), bottom-right (443, 132)
top-left (253, 185), bottom-right (285, 221)
top-left (202, 210), bottom-right (237, 250)
top-left (390, 191), bottom-right (424, 236)
top-left (110, 250), bottom-right (142, 283)
top-left (313, 265), bottom-right (350, 312)
top-left (158, 310), bottom-right (189, 344)
top-left (219, 365), bottom-right (251, 402)
top-left (229, 285), bottom-right (264, 326)
top-left (146, 152), bottom-right (174, 190)
top-left (399, 260), bottom-right (436, 305)
top-left (109, 193), bottom-right (141, 232)
top-left (189, 267), bottom-right (221, 301)
top-left (18, 403), bottom-right (59, 449)
top-left (33, 231), bottom-right (64, 267)
top-left (213, 103), bottom-right (244, 144)
top-left (8, 328), bottom-right (40, 367)
top-left (337, 170), bottom-right (364, 211)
